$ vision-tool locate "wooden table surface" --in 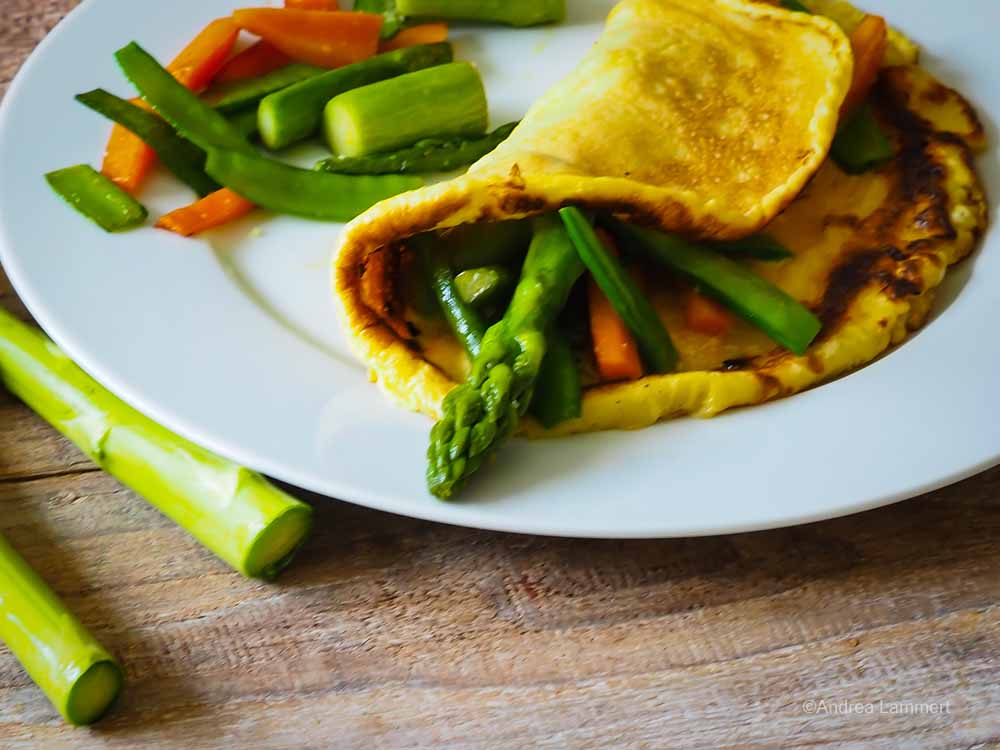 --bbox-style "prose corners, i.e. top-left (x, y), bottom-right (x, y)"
top-left (2, 2), bottom-right (999, 747)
